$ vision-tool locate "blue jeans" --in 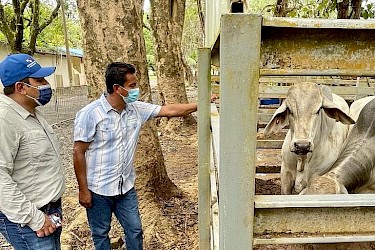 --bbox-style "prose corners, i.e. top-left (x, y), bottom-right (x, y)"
top-left (0, 206), bottom-right (62, 250)
top-left (86, 188), bottom-right (143, 250)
